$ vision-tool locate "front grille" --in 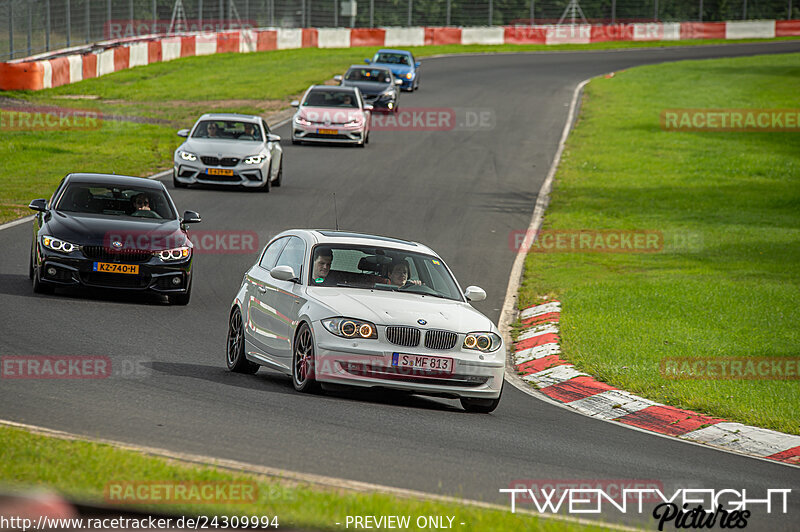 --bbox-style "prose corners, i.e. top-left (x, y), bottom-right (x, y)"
top-left (199, 173), bottom-right (240, 182)
top-left (385, 326), bottom-right (420, 347)
top-left (82, 272), bottom-right (149, 288)
top-left (82, 246), bottom-right (153, 263)
top-left (424, 330), bottom-right (458, 350)
top-left (201, 156), bottom-right (240, 167)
